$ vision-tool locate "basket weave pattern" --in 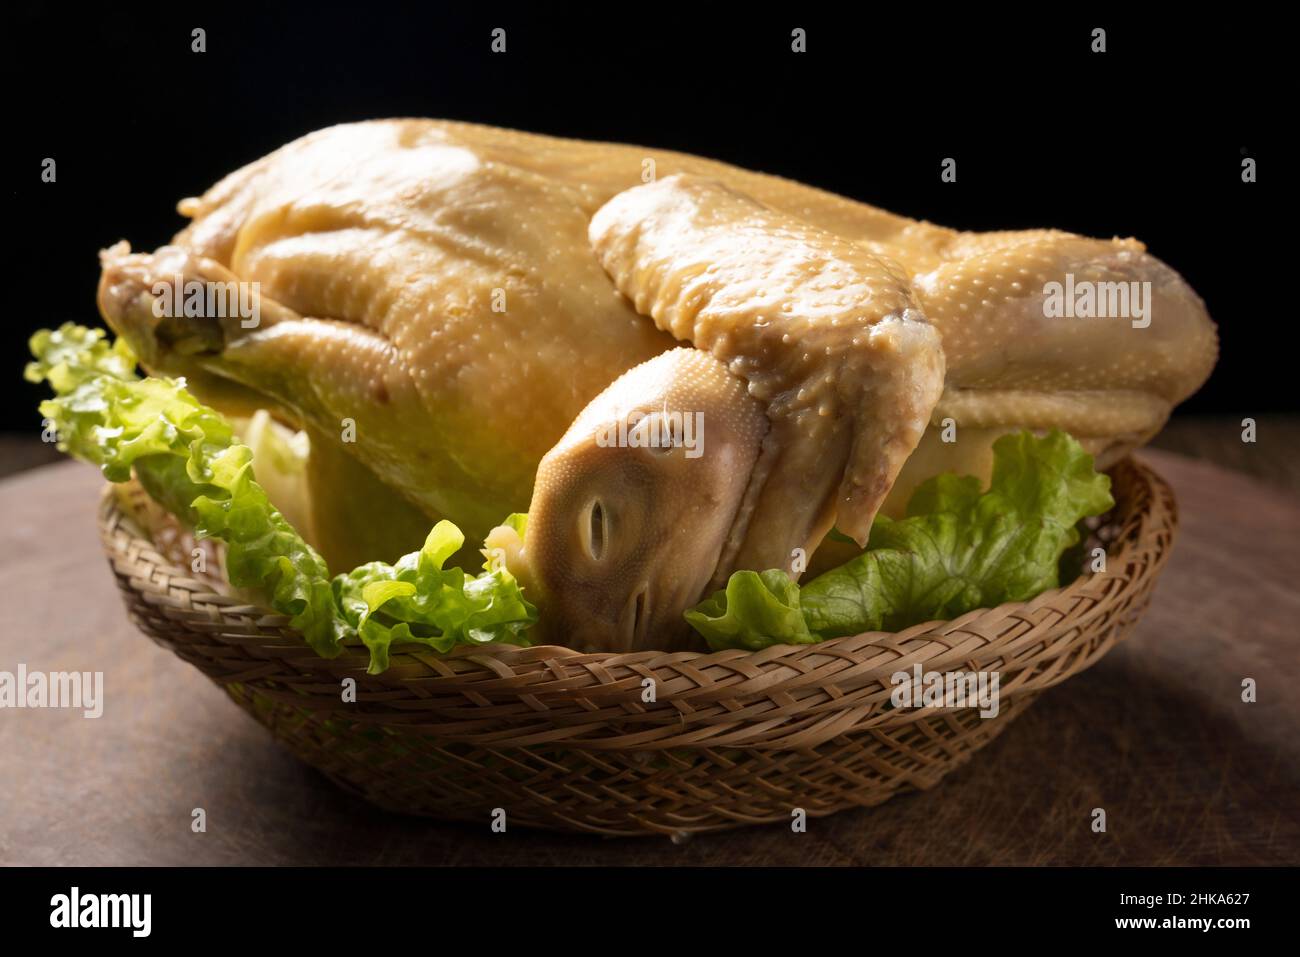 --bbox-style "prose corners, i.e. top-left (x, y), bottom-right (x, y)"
top-left (97, 458), bottom-right (1176, 836)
